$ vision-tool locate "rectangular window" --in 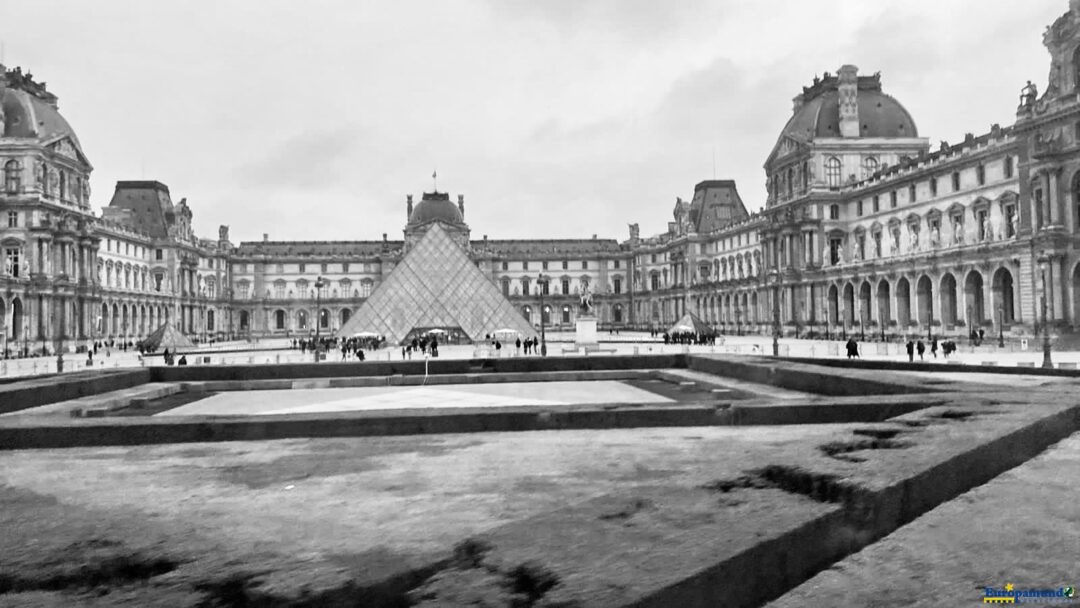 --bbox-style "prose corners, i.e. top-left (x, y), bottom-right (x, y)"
top-left (522, 261), bottom-right (529, 271)
top-left (4, 248), bottom-right (20, 277)
top-left (541, 280), bottom-right (549, 295)
top-left (521, 278), bottom-right (530, 295)
top-left (155, 249), bottom-right (163, 260)
top-left (976, 165), bottom-right (986, 186)
top-left (562, 260), bottom-right (568, 270)
top-left (582, 260), bottom-right (589, 269)
top-left (951, 172), bottom-right (960, 191)
top-left (321, 263), bottom-right (328, 273)
top-left (930, 178), bottom-right (938, 197)
top-left (542, 261), bottom-right (548, 270)
top-left (342, 263), bottom-right (349, 273)
top-left (1006, 204), bottom-right (1017, 237)
top-left (7, 211), bottom-right (17, 227)
top-left (275, 283), bottom-right (285, 299)
top-left (890, 191), bottom-right (898, 208)
top-left (828, 238), bottom-right (842, 265)
top-left (501, 261), bottom-right (508, 271)
top-left (872, 196), bottom-right (879, 213)
top-left (561, 279), bottom-right (570, 294)
top-left (276, 264), bottom-right (284, 273)
top-left (1004, 156), bottom-right (1014, 179)
top-left (873, 232), bottom-right (882, 258)
top-left (651, 274), bottom-right (660, 290)
top-left (238, 283), bottom-right (249, 299)
top-left (829, 204), bottom-right (839, 220)
top-left (299, 263), bottom-right (306, 273)
top-left (977, 210), bottom-right (988, 240)
top-left (857, 235), bottom-right (866, 260)
top-left (650, 254), bottom-right (657, 263)
top-left (857, 200), bottom-right (864, 216)
top-left (908, 184), bottom-right (916, 203)
top-left (613, 277), bottom-right (622, 294)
